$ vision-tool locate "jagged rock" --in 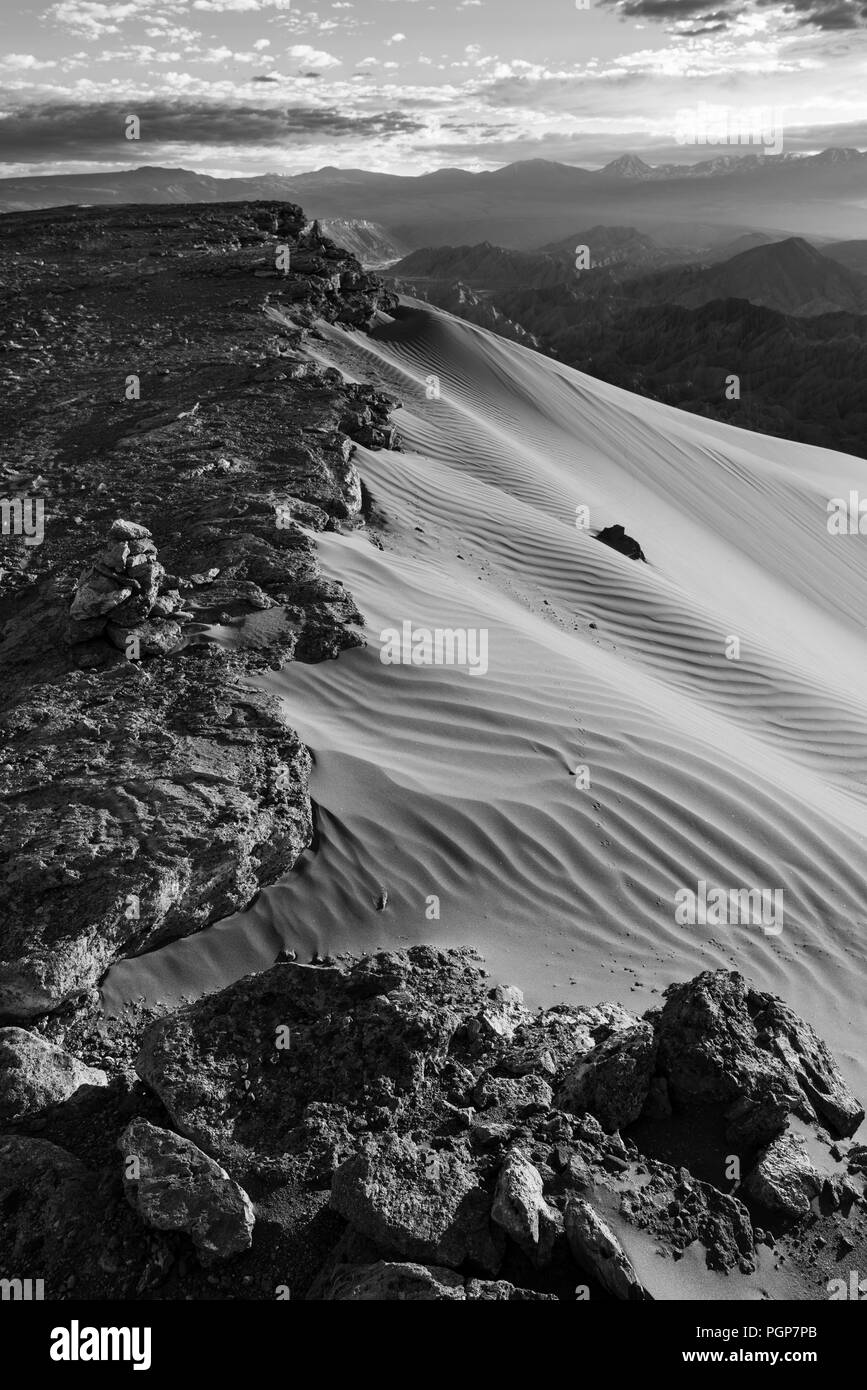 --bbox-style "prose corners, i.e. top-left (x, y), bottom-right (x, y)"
top-left (744, 1131), bottom-right (822, 1219)
top-left (595, 524), bottom-right (647, 562)
top-left (118, 1118), bottom-right (254, 1265)
top-left (0, 1027), bottom-right (107, 1122)
top-left (331, 1133), bottom-right (501, 1273)
top-left (653, 970), bottom-right (863, 1143)
top-left (565, 1196), bottom-right (649, 1300)
top-left (491, 1148), bottom-right (560, 1266)
top-left (558, 1020), bottom-right (656, 1131)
